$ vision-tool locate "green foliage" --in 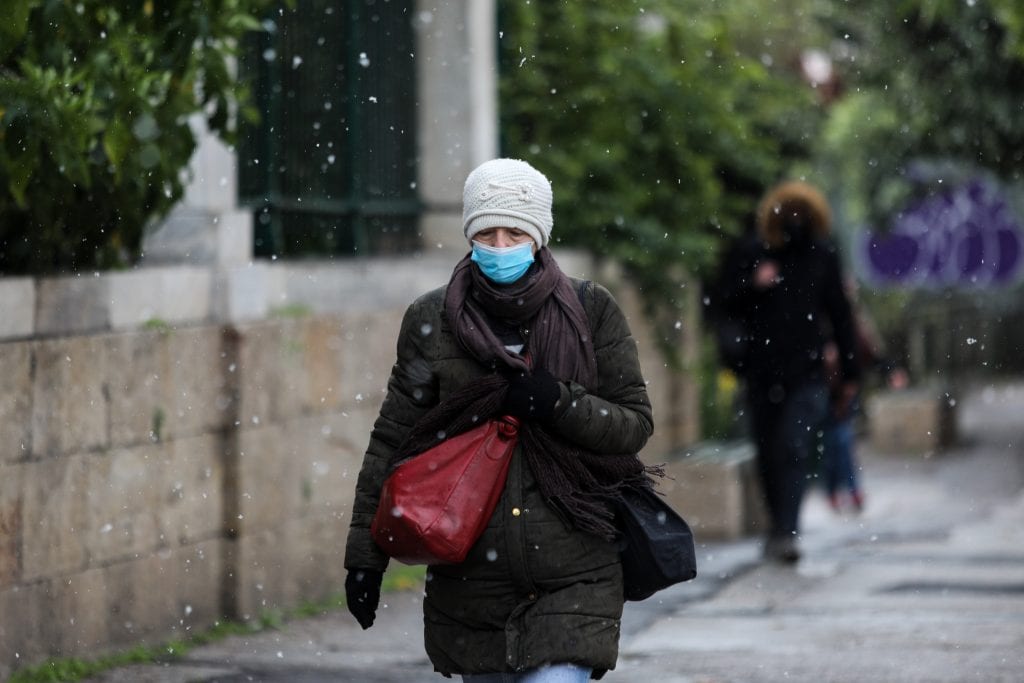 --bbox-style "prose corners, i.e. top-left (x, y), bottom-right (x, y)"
top-left (142, 317), bottom-right (172, 333)
top-left (7, 645), bottom-right (156, 683)
top-left (270, 303), bottom-right (314, 318)
top-left (813, 0), bottom-right (1024, 228)
top-left (498, 1), bottom-right (820, 355)
top-left (697, 335), bottom-right (744, 440)
top-left (0, 0), bottom-right (277, 275)
top-left (150, 406), bottom-right (165, 443)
